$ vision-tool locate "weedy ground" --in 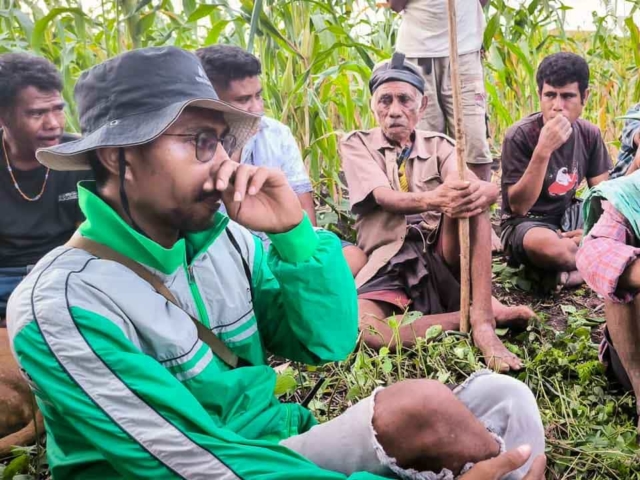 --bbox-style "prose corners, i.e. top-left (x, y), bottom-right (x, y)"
top-left (280, 262), bottom-right (640, 479)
